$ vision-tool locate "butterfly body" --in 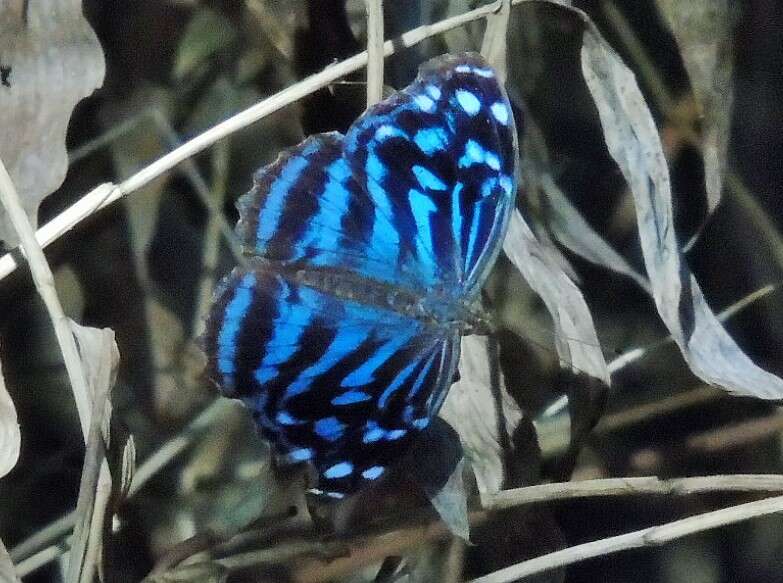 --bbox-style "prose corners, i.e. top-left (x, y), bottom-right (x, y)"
top-left (204, 53), bottom-right (518, 497)
top-left (245, 256), bottom-right (481, 327)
